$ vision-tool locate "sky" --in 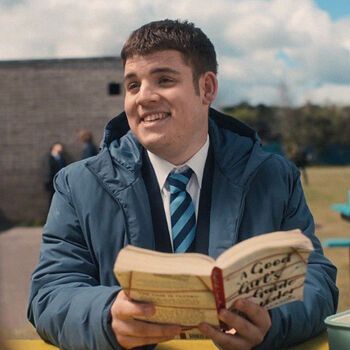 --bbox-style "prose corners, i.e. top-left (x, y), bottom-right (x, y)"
top-left (1, 0), bottom-right (350, 107)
